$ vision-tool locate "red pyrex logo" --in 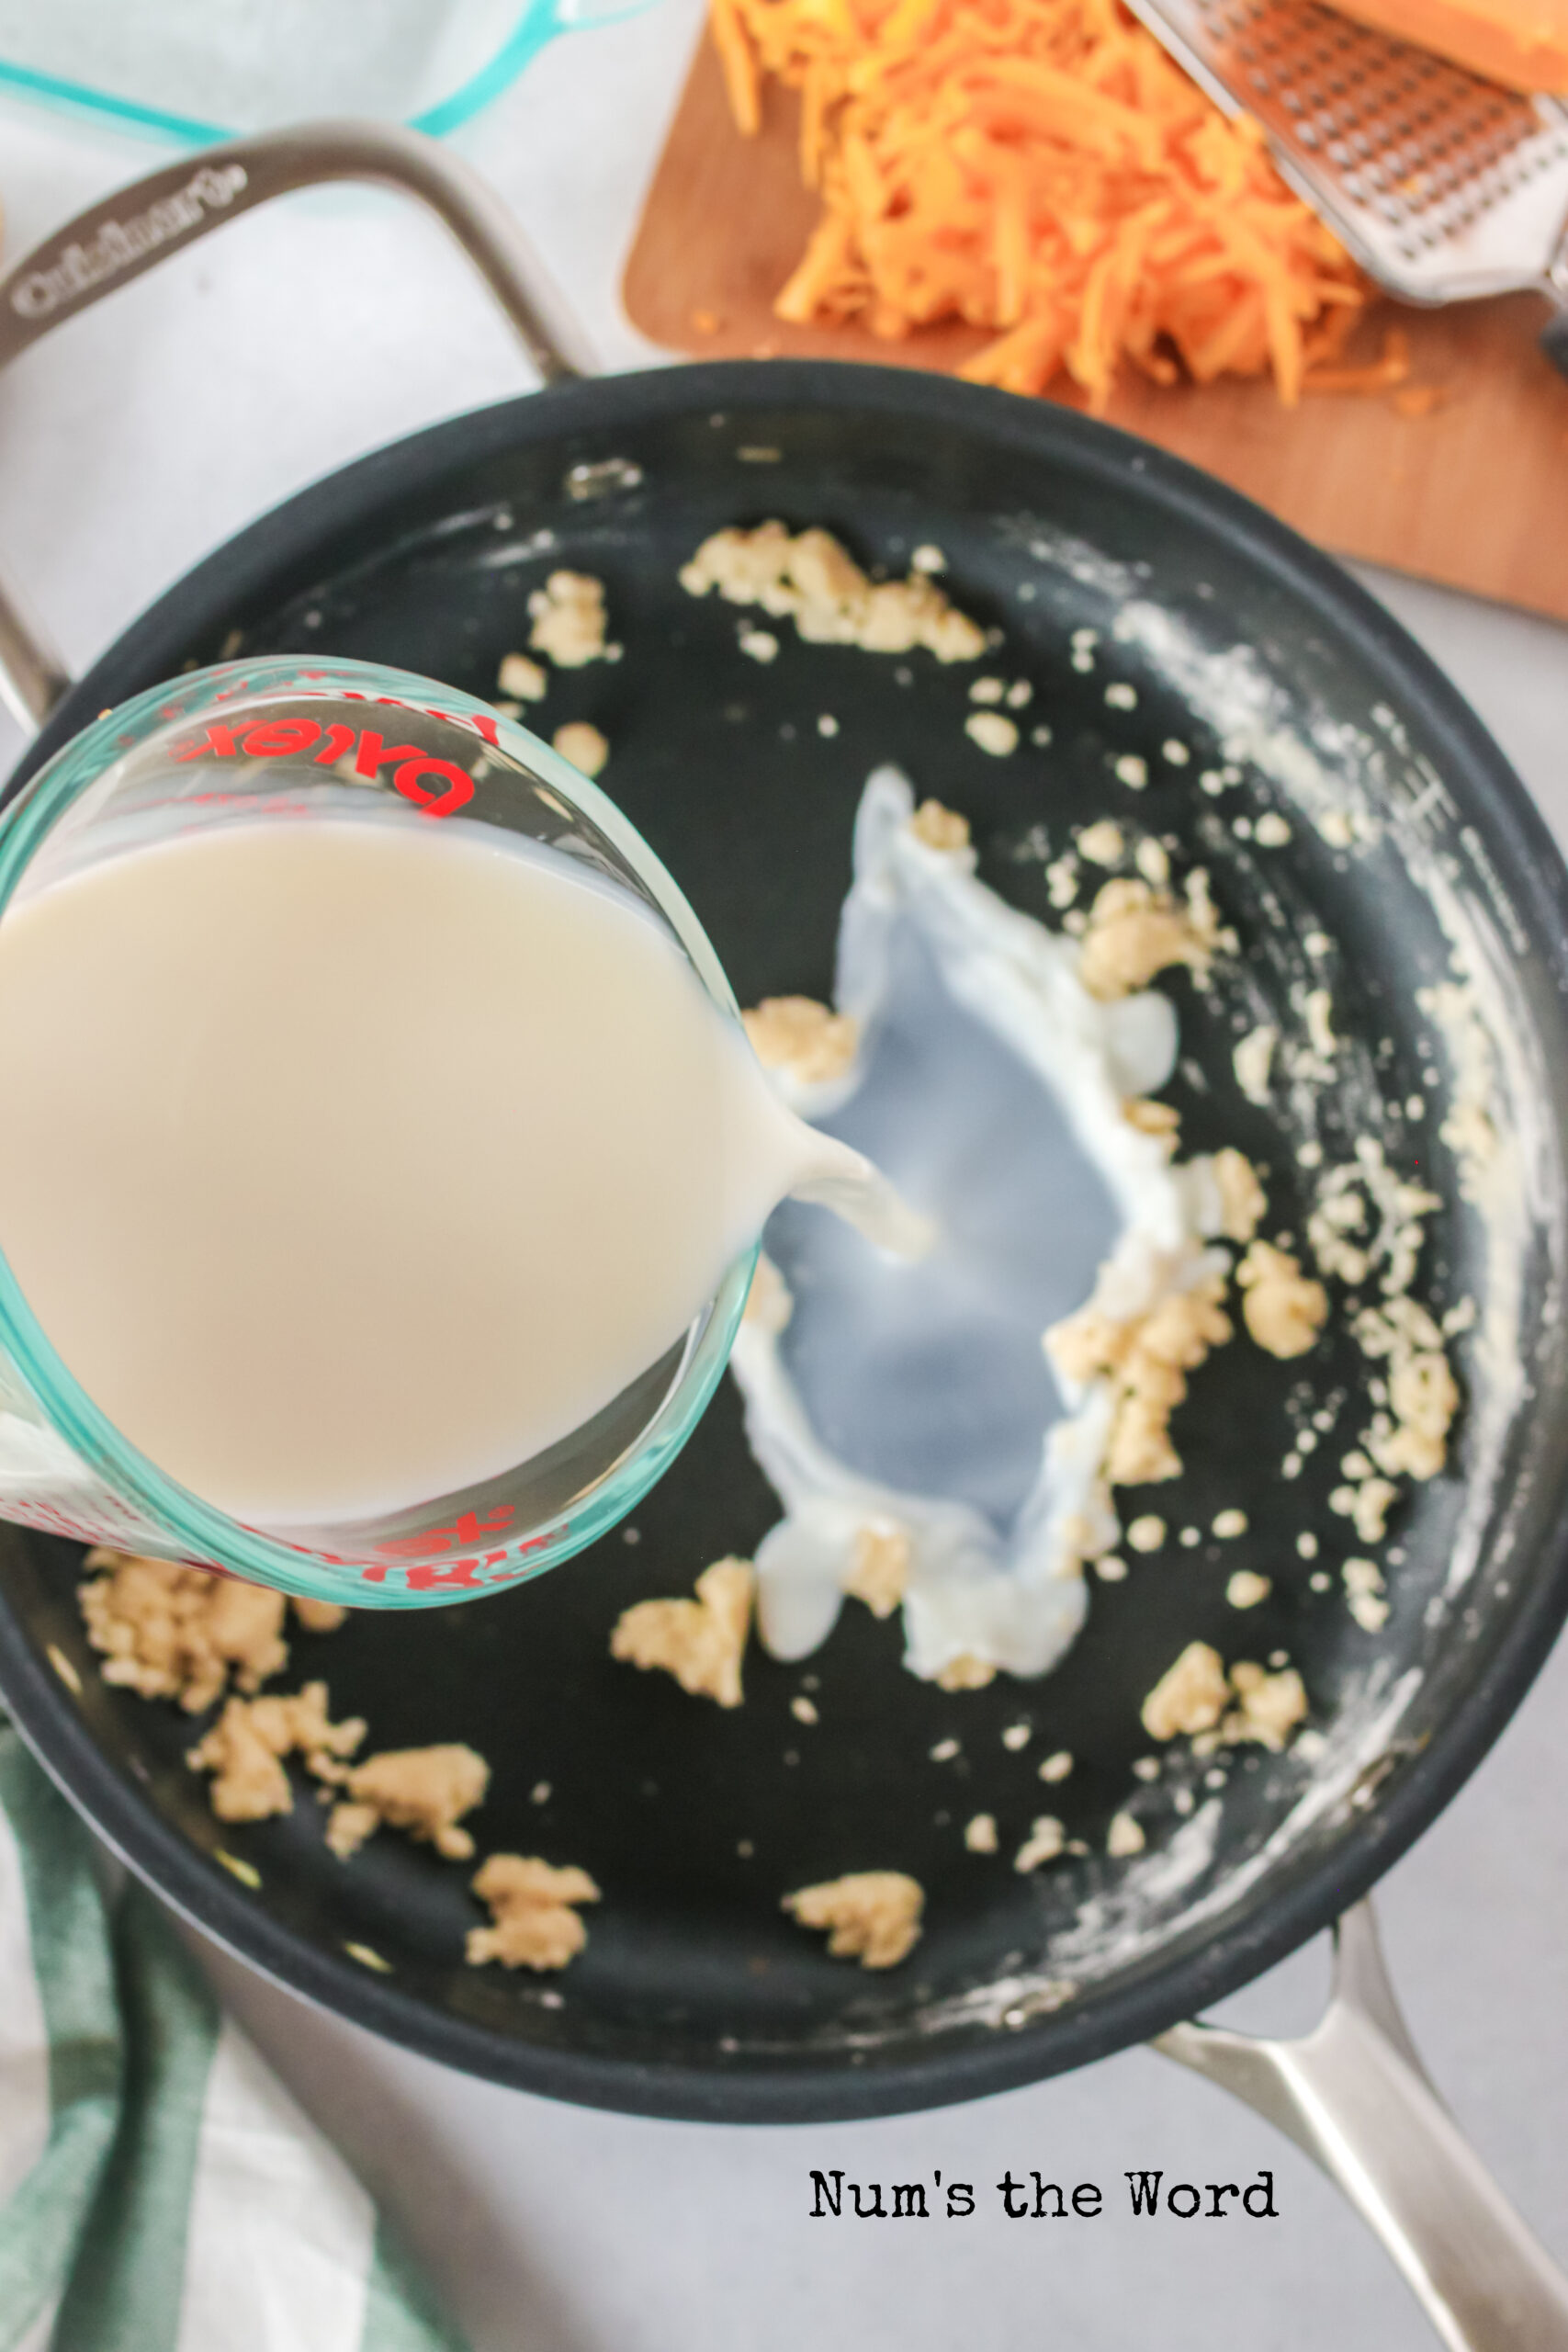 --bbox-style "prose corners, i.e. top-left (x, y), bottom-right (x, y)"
top-left (356, 1506), bottom-right (560, 1591)
top-left (169, 693), bottom-right (502, 819)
